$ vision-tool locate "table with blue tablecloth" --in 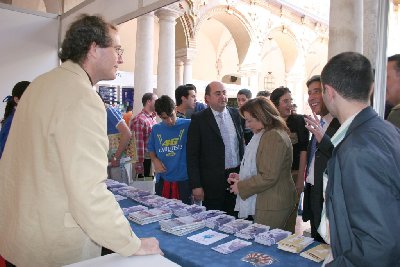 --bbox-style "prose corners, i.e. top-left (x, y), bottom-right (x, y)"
top-left (118, 198), bottom-right (322, 267)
